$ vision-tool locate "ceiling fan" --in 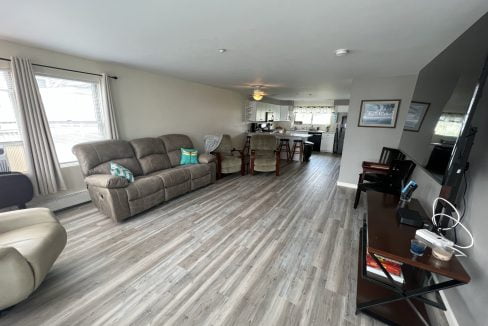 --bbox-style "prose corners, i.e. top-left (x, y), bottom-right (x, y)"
top-left (252, 86), bottom-right (266, 101)
top-left (235, 83), bottom-right (280, 101)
